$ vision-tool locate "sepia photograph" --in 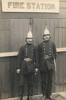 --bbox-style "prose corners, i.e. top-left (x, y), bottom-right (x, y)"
top-left (0, 0), bottom-right (66, 100)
